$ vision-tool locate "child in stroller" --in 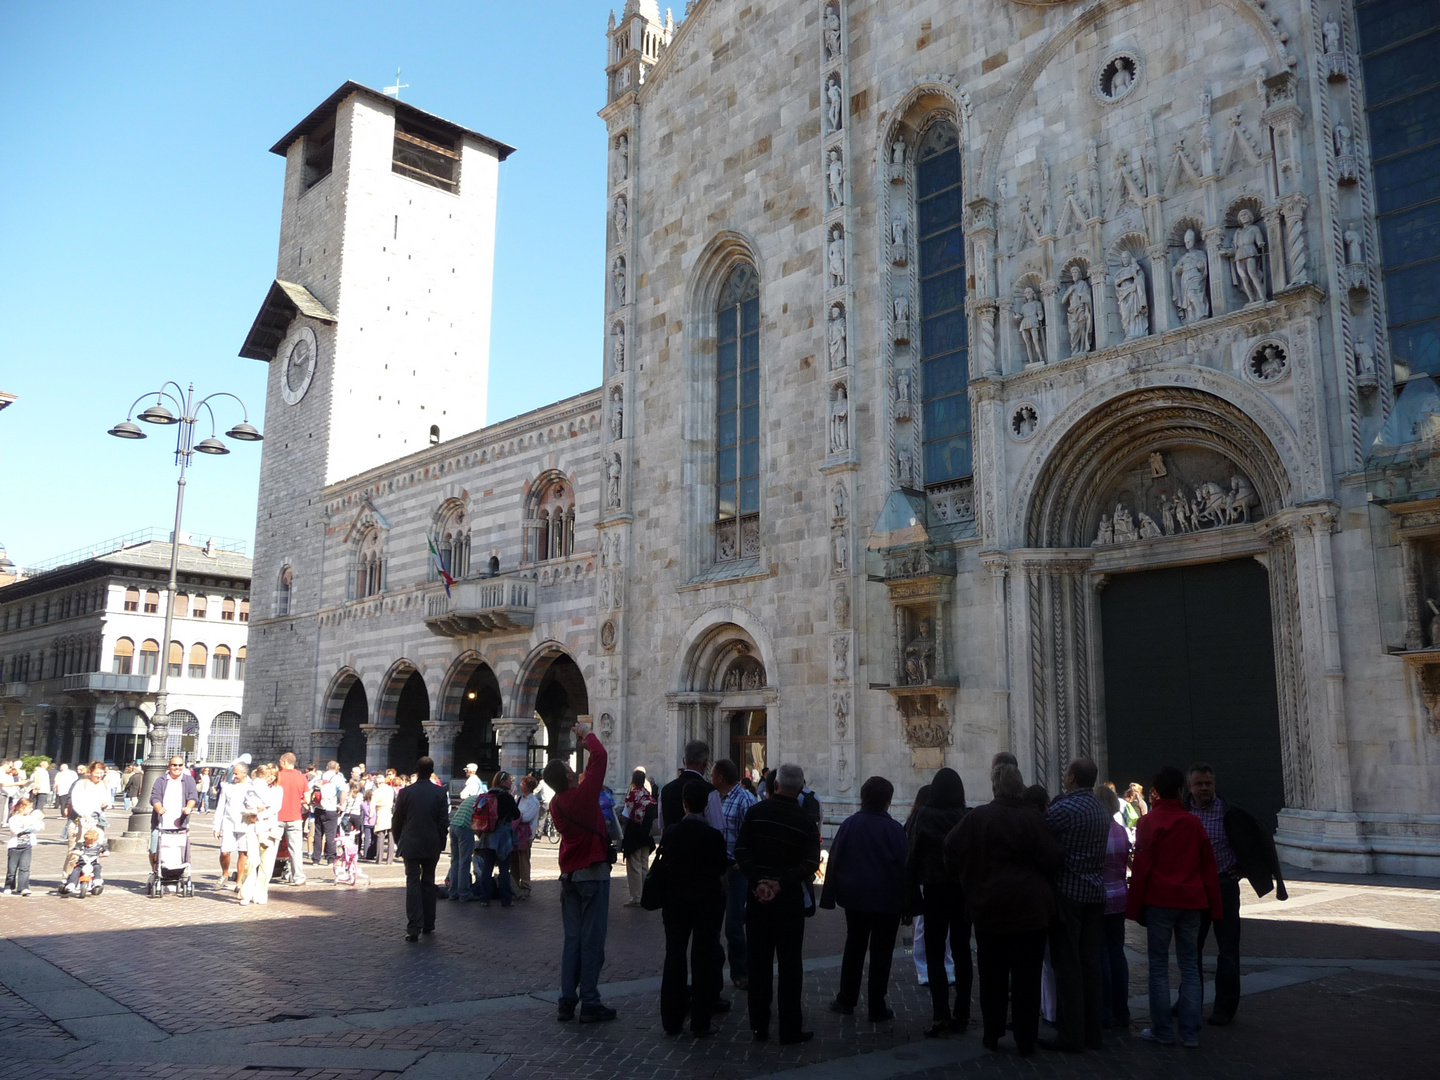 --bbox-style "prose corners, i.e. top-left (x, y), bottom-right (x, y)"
top-left (149, 826), bottom-right (194, 897)
top-left (333, 811), bottom-right (369, 886)
top-left (62, 828), bottom-right (106, 897)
